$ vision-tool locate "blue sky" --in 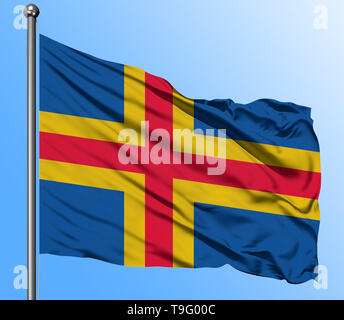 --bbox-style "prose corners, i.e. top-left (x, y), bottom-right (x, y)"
top-left (1, 0), bottom-right (343, 299)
